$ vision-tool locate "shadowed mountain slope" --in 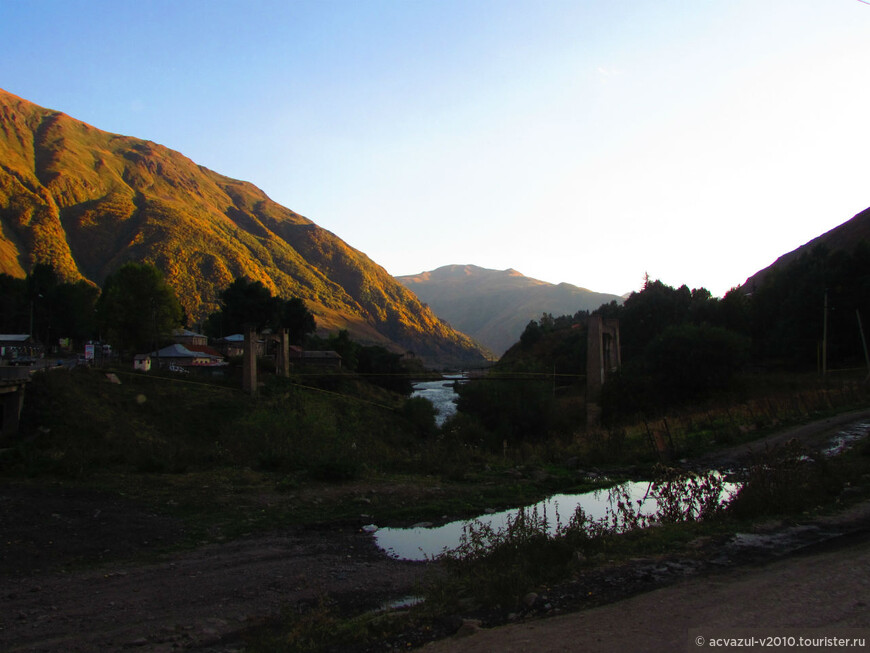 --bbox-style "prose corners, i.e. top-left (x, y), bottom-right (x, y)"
top-left (0, 88), bottom-right (486, 366)
top-left (741, 206), bottom-right (870, 292)
top-left (396, 264), bottom-right (622, 356)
